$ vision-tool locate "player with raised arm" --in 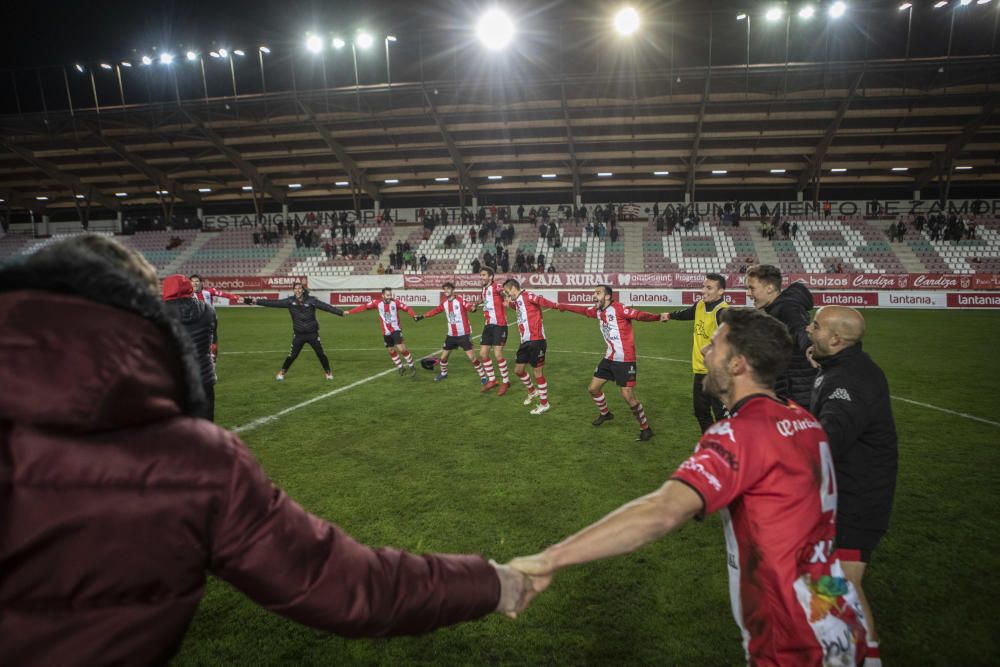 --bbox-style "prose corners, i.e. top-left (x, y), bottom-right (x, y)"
top-left (190, 274), bottom-right (239, 363)
top-left (558, 285), bottom-right (666, 441)
top-left (345, 287), bottom-right (418, 376)
top-left (508, 308), bottom-right (869, 665)
top-left (417, 282), bottom-right (489, 384)
top-left (246, 281), bottom-right (344, 381)
top-left (502, 278), bottom-right (560, 415)
top-left (478, 268), bottom-right (511, 395)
